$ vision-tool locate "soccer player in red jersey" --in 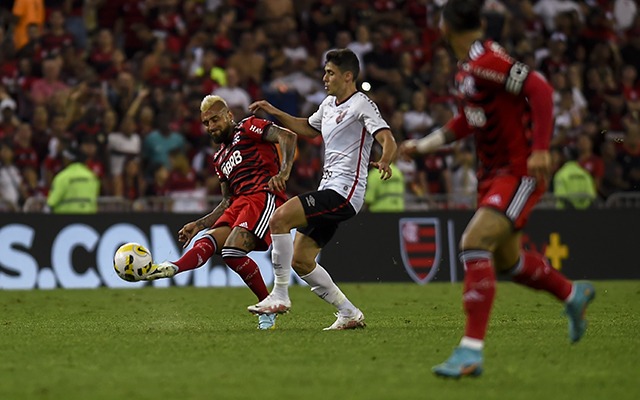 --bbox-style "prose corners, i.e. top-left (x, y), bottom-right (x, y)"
top-left (400, 0), bottom-right (595, 378)
top-left (144, 95), bottom-right (297, 330)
